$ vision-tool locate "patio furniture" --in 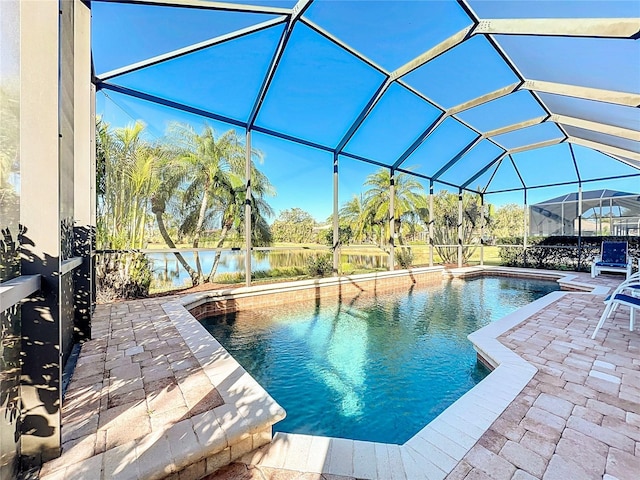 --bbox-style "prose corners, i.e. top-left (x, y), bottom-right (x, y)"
top-left (591, 273), bottom-right (640, 339)
top-left (591, 241), bottom-right (634, 279)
